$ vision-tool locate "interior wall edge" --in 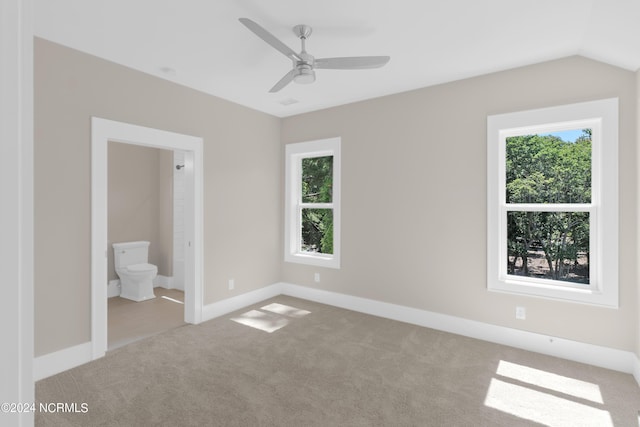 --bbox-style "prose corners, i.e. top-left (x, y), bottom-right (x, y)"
top-left (635, 68), bottom-right (640, 361)
top-left (1, 0), bottom-right (34, 422)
